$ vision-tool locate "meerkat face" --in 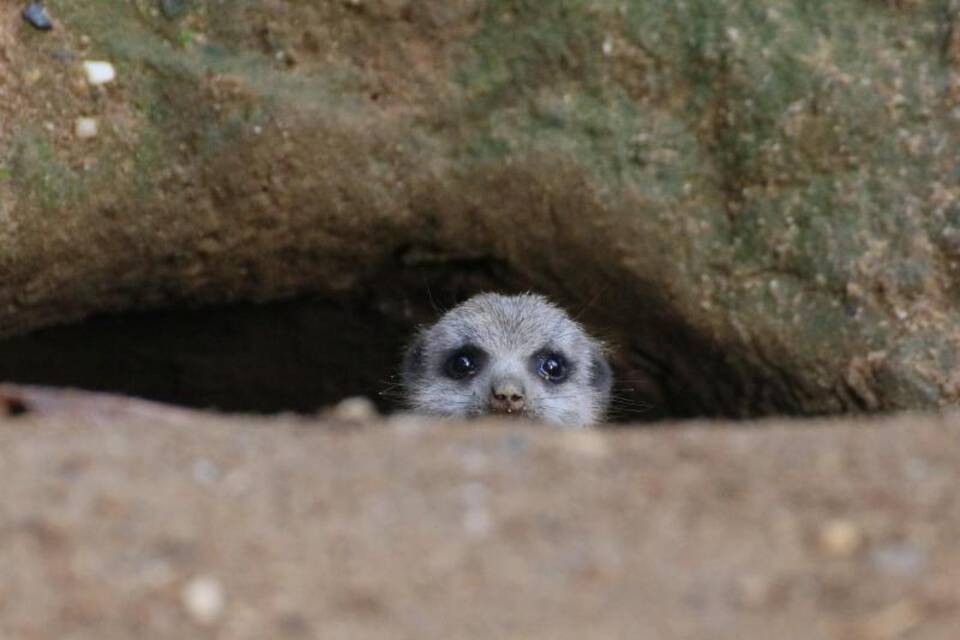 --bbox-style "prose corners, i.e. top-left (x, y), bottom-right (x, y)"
top-left (401, 293), bottom-right (612, 428)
